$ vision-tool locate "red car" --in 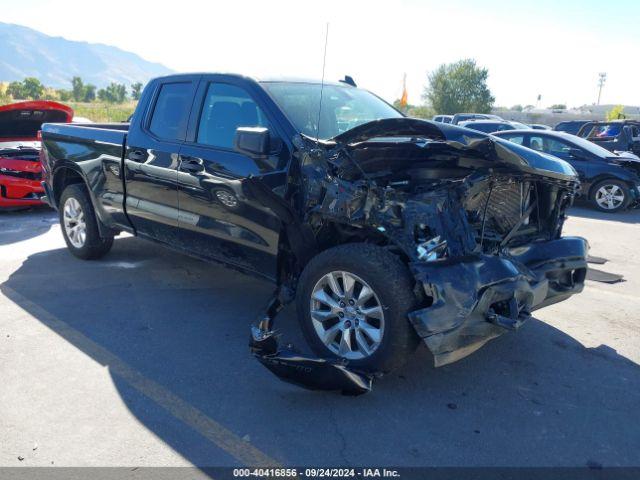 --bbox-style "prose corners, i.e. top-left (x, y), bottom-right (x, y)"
top-left (0, 100), bottom-right (73, 209)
